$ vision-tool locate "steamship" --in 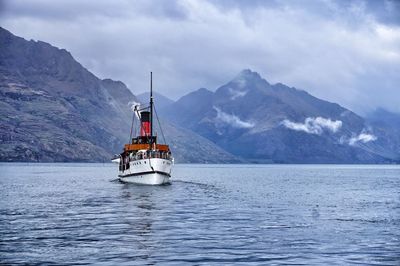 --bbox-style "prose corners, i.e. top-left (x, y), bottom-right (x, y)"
top-left (117, 72), bottom-right (173, 185)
